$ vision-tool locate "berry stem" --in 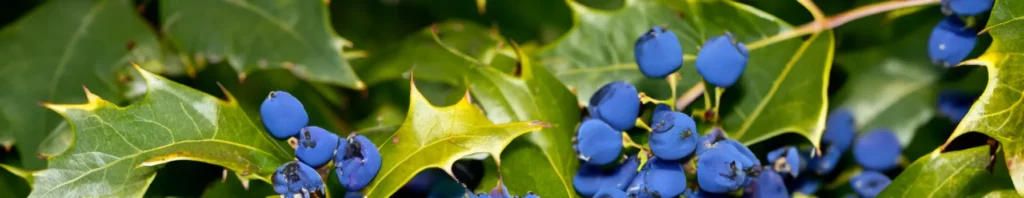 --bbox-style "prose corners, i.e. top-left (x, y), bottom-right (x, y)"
top-left (621, 132), bottom-right (649, 151)
top-left (712, 87), bottom-right (725, 123)
top-left (675, 81), bottom-right (706, 111)
top-left (634, 118), bottom-right (653, 132)
top-left (638, 92), bottom-right (673, 107)
top-left (667, 72), bottom-right (679, 110)
top-left (745, 0), bottom-right (940, 50)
